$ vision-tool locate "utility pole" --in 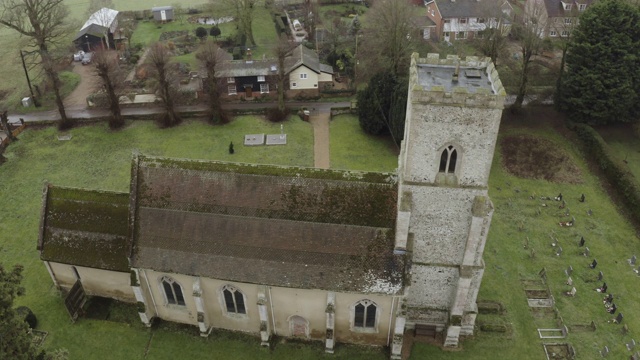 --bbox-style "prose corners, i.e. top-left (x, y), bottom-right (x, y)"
top-left (19, 50), bottom-right (40, 107)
